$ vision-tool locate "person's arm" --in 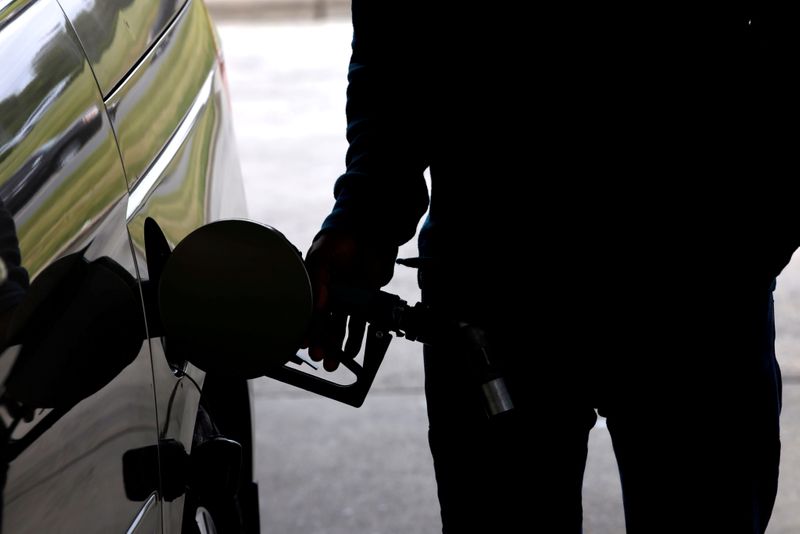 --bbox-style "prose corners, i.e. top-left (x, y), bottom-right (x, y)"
top-left (306, 0), bottom-right (430, 368)
top-left (319, 0), bottom-right (430, 246)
